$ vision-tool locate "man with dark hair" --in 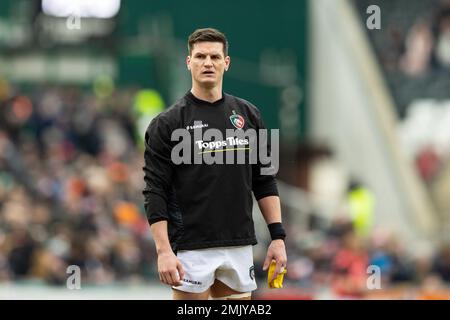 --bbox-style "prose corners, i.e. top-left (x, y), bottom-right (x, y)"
top-left (188, 27), bottom-right (229, 56)
top-left (143, 27), bottom-right (287, 300)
